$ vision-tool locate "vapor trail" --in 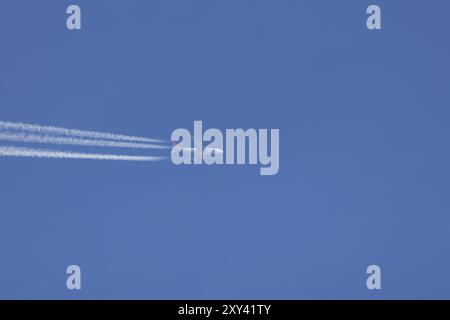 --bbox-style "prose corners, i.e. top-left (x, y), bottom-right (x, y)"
top-left (0, 121), bottom-right (166, 143)
top-left (0, 132), bottom-right (170, 150)
top-left (0, 146), bottom-right (166, 162)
